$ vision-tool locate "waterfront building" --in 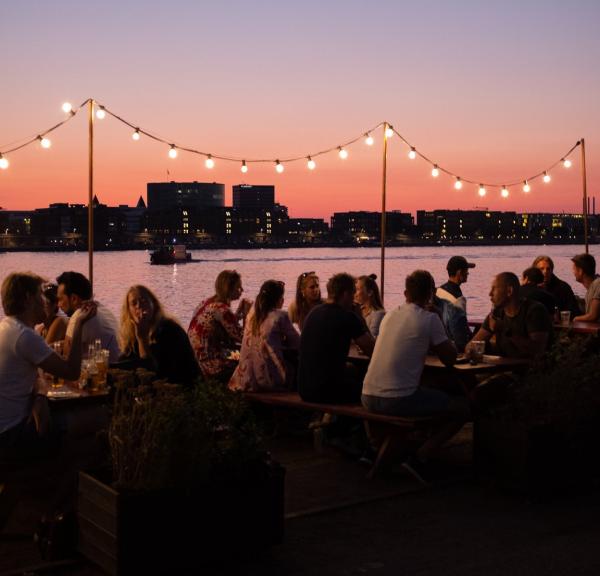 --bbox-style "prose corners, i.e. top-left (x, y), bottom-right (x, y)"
top-left (232, 184), bottom-right (275, 209)
top-left (288, 218), bottom-right (329, 244)
top-left (330, 211), bottom-right (414, 242)
top-left (146, 181), bottom-right (225, 211)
